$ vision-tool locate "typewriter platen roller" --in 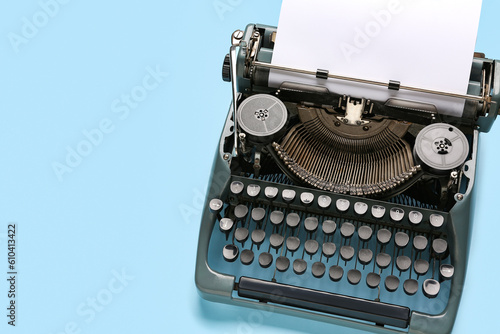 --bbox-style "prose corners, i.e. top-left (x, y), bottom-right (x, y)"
top-left (196, 24), bottom-right (500, 334)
